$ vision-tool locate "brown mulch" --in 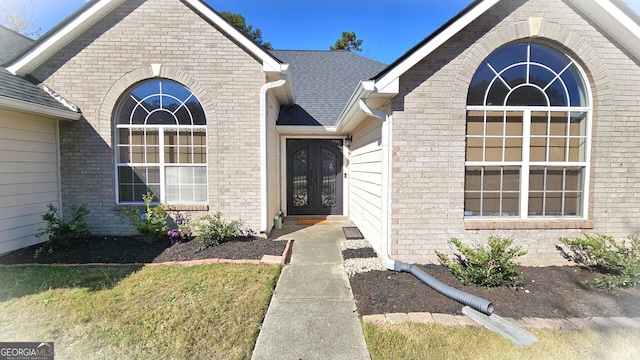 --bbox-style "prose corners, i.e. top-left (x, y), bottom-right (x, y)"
top-left (0, 236), bottom-right (288, 265)
top-left (345, 249), bottom-right (640, 320)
